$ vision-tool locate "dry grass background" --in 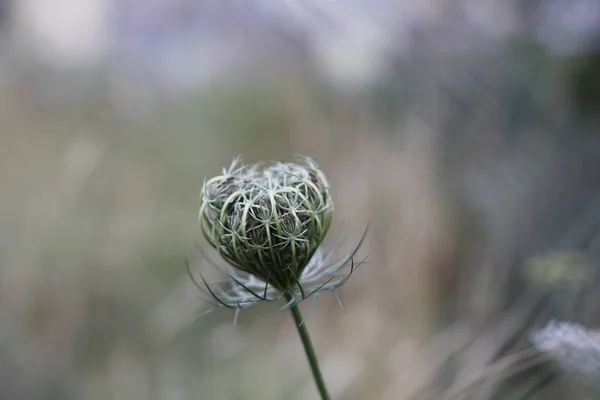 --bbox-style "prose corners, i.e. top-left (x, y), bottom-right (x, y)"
top-left (0, 45), bottom-right (599, 400)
